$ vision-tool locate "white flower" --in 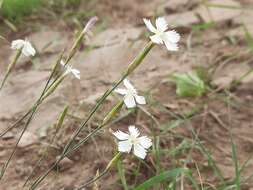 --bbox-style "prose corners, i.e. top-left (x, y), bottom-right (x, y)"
top-left (115, 79), bottom-right (146, 109)
top-left (113, 126), bottom-right (152, 159)
top-left (11, 39), bottom-right (36, 57)
top-left (143, 17), bottom-right (180, 51)
top-left (60, 60), bottom-right (80, 79)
